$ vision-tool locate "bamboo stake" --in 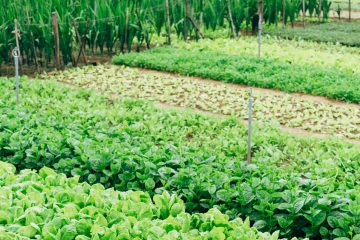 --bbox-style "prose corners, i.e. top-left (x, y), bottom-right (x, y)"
top-left (52, 12), bottom-right (61, 70)
top-left (165, 0), bottom-right (172, 45)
